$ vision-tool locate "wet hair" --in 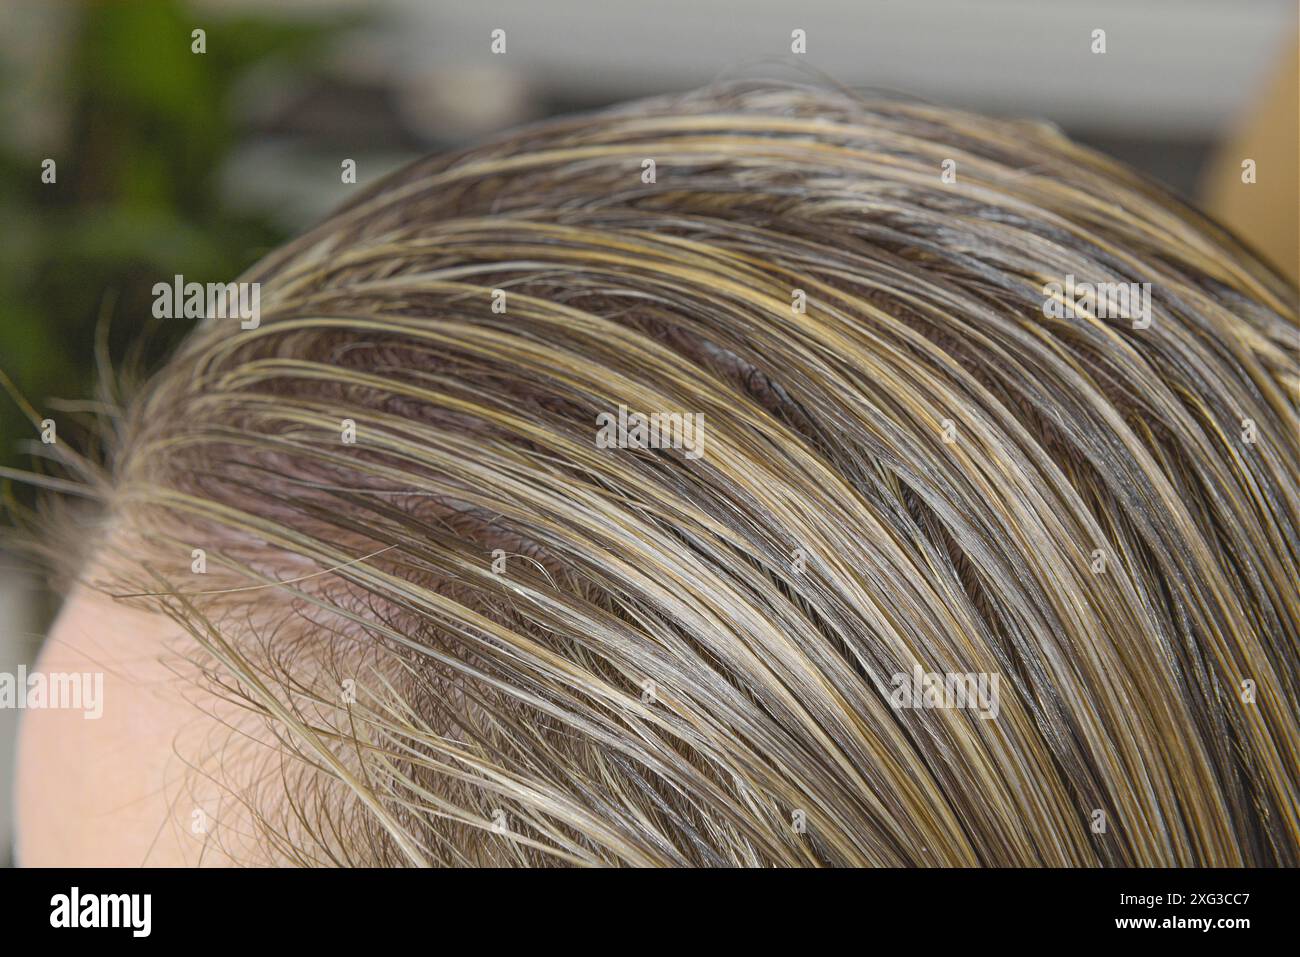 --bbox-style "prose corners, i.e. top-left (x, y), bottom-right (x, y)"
top-left (12, 84), bottom-right (1299, 865)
